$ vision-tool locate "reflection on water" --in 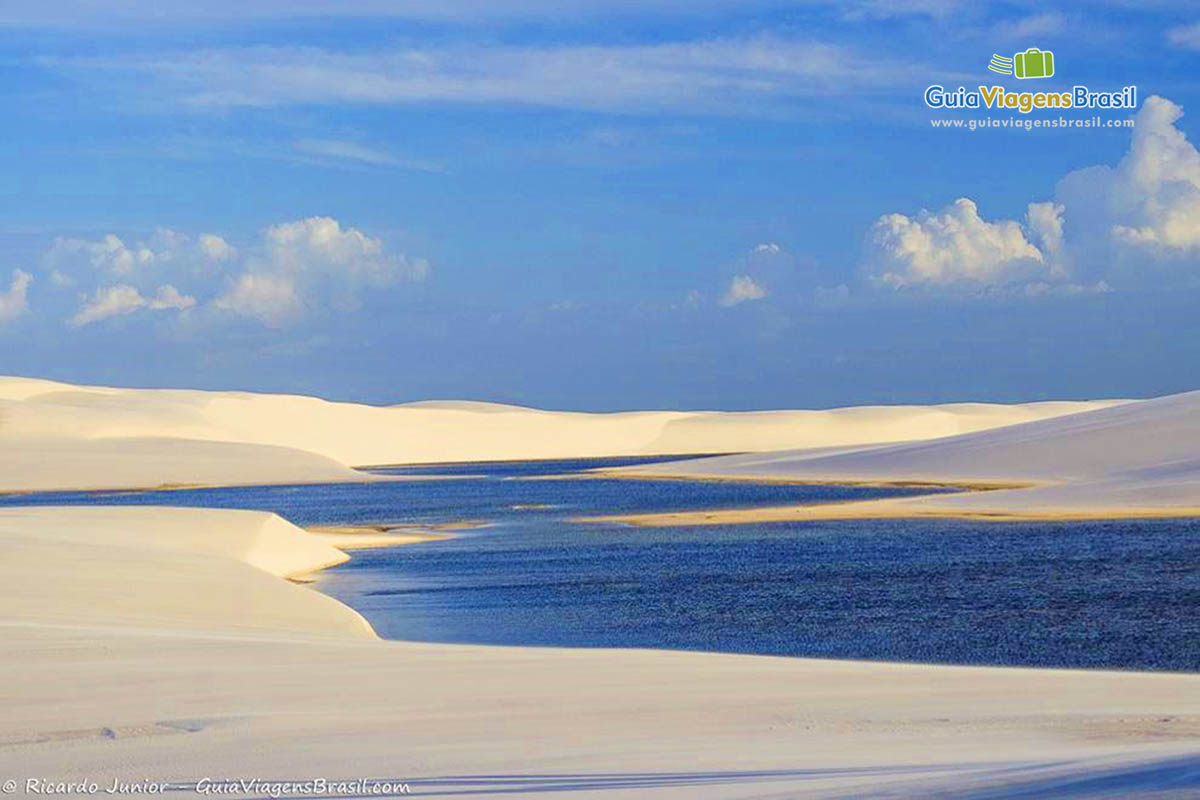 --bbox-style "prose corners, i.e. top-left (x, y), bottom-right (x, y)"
top-left (5, 456), bottom-right (1197, 671)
